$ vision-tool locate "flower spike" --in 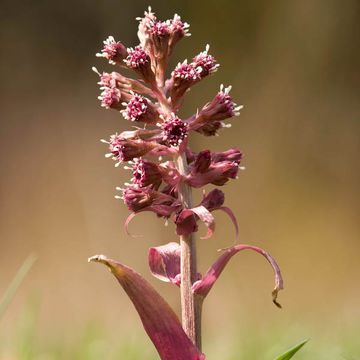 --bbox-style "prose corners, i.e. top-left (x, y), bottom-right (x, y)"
top-left (93, 7), bottom-right (284, 357)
